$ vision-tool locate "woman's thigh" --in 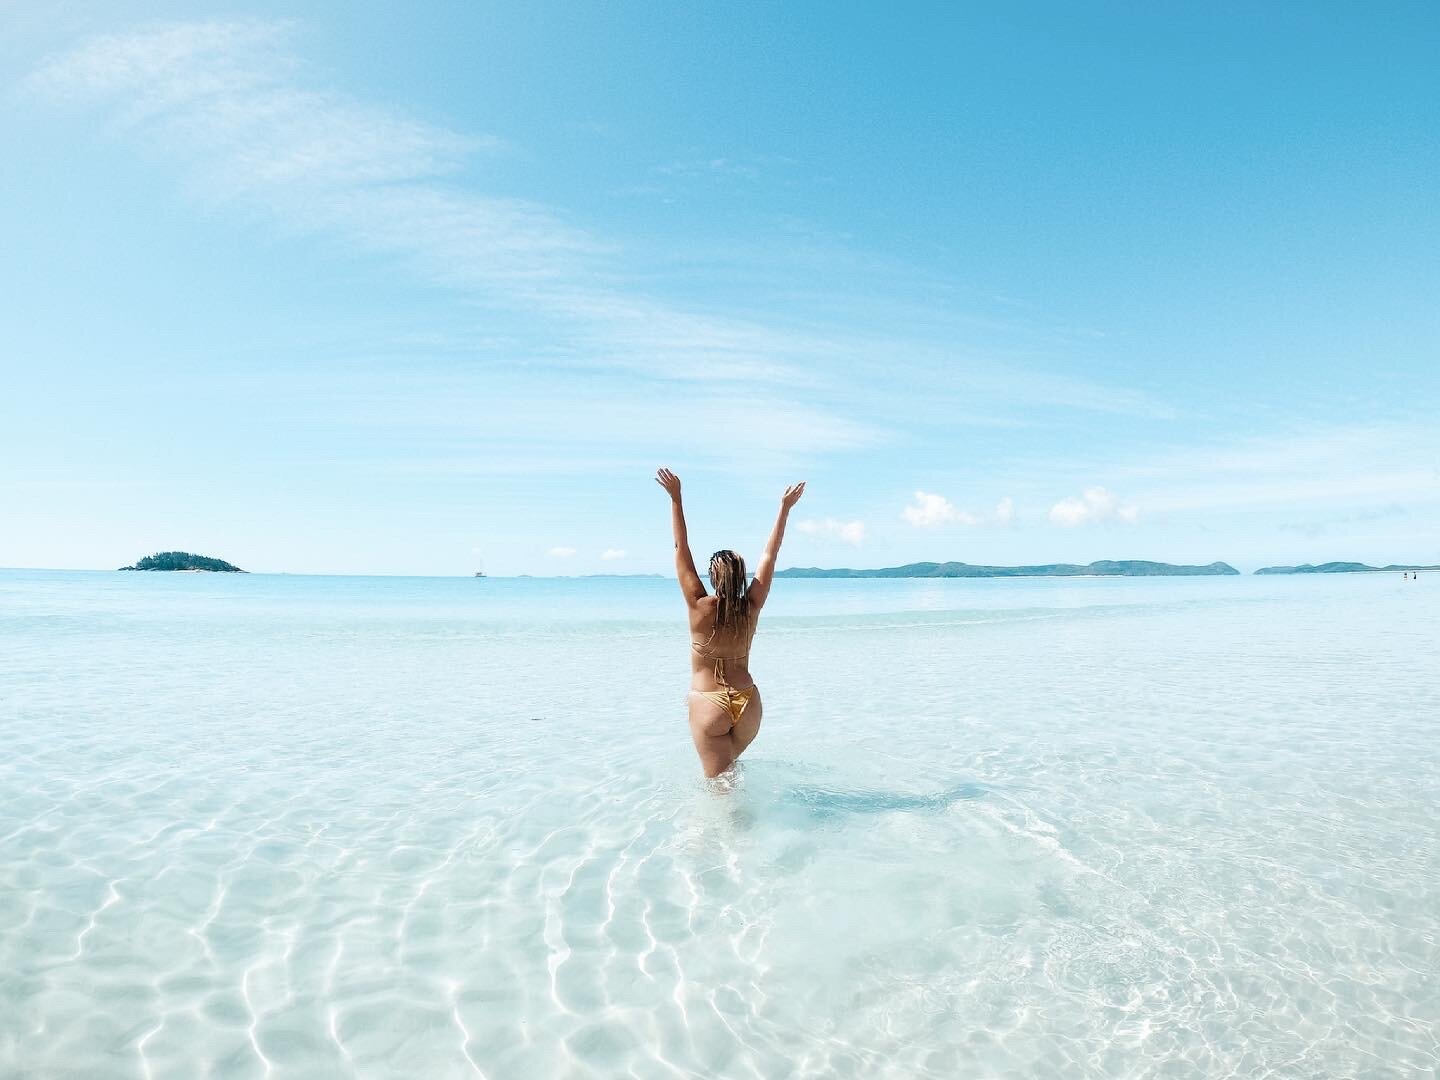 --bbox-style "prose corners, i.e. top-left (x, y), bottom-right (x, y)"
top-left (687, 695), bottom-right (735, 778)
